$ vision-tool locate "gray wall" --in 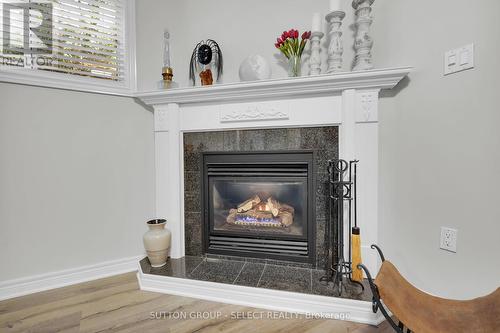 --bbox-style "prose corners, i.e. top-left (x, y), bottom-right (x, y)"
top-left (135, 0), bottom-right (500, 299)
top-left (374, 0), bottom-right (500, 299)
top-left (0, 83), bottom-right (154, 281)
